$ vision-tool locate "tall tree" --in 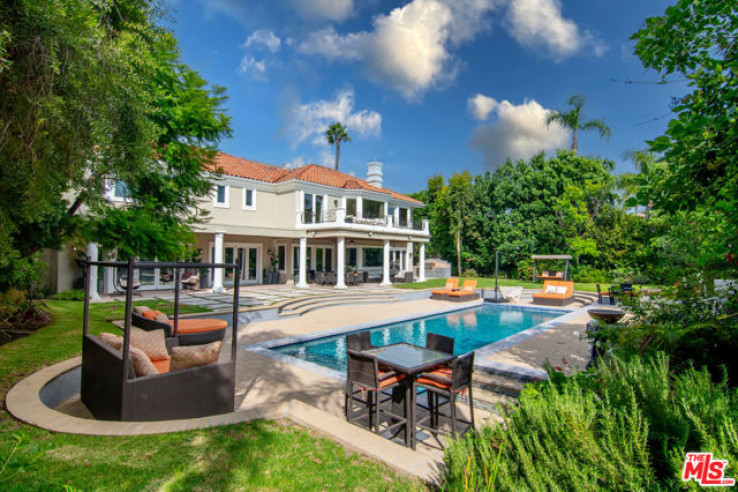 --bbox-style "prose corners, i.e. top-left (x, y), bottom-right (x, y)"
top-left (632, 0), bottom-right (737, 273)
top-left (546, 95), bottom-right (611, 155)
top-left (325, 122), bottom-right (351, 171)
top-left (447, 172), bottom-right (475, 276)
top-left (0, 0), bottom-right (231, 289)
